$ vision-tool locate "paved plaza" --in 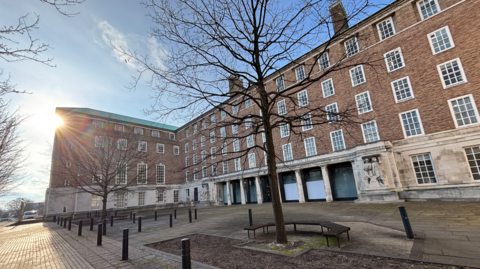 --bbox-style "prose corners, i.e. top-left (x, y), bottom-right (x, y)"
top-left (1, 201), bottom-right (480, 268)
